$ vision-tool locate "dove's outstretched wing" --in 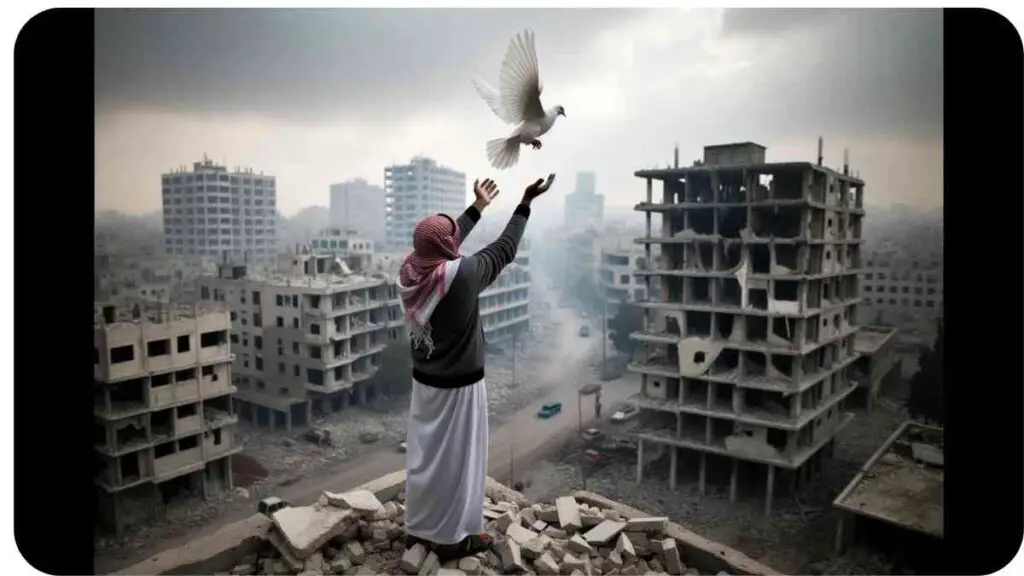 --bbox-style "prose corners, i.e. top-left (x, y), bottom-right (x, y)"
top-left (499, 30), bottom-right (546, 123)
top-left (472, 77), bottom-right (516, 125)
